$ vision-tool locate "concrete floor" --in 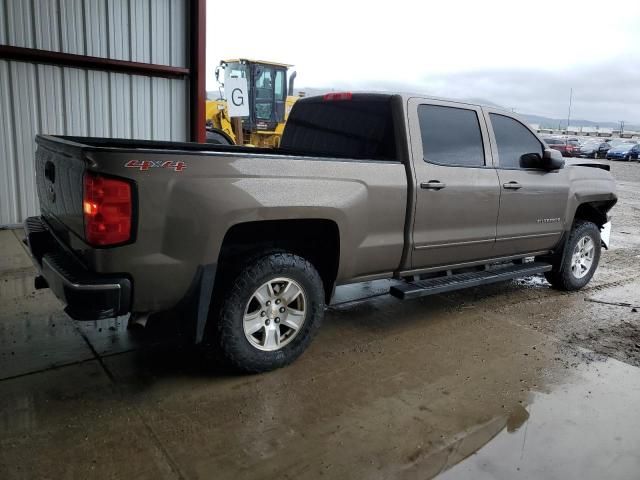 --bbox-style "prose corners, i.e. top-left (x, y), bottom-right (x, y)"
top-left (1, 160), bottom-right (640, 479)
